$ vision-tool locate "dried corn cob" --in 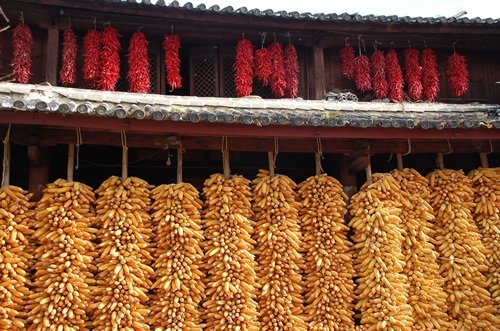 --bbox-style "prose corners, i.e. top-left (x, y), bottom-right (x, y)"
top-left (297, 174), bottom-right (355, 331)
top-left (149, 182), bottom-right (205, 331)
top-left (0, 185), bottom-right (34, 330)
top-left (468, 167), bottom-right (500, 314)
top-left (427, 169), bottom-right (499, 329)
top-left (202, 173), bottom-right (260, 331)
top-left (391, 168), bottom-right (453, 330)
top-left (92, 176), bottom-right (153, 331)
top-left (349, 173), bottom-right (413, 331)
top-left (27, 179), bottom-right (96, 331)
top-left (252, 169), bottom-right (306, 331)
